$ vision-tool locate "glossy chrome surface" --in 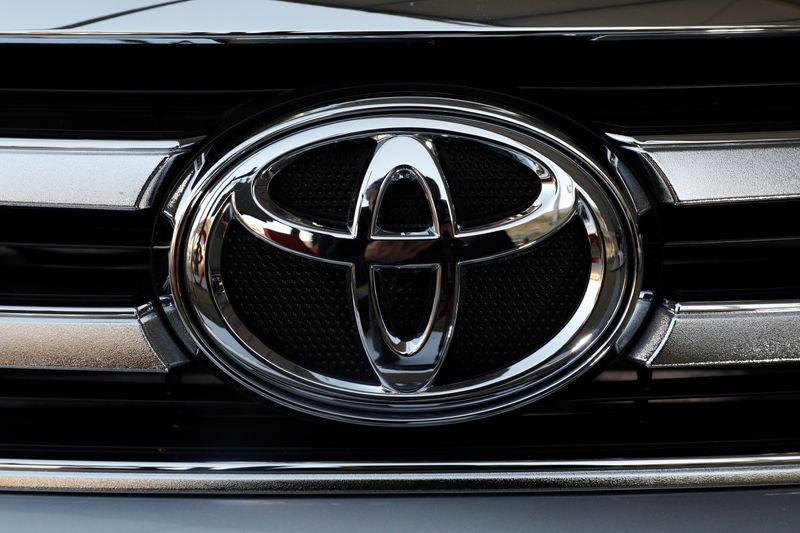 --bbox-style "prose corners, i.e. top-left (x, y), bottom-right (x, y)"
top-left (614, 290), bottom-right (655, 353)
top-left (609, 131), bottom-right (800, 204)
top-left (0, 138), bottom-right (198, 210)
top-left (230, 131), bottom-right (575, 393)
top-left (3, 0), bottom-right (800, 35)
top-left (167, 96), bottom-right (642, 425)
top-left (0, 304), bottom-right (187, 371)
top-left (2, 453), bottom-right (800, 493)
top-left (629, 300), bottom-right (800, 367)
